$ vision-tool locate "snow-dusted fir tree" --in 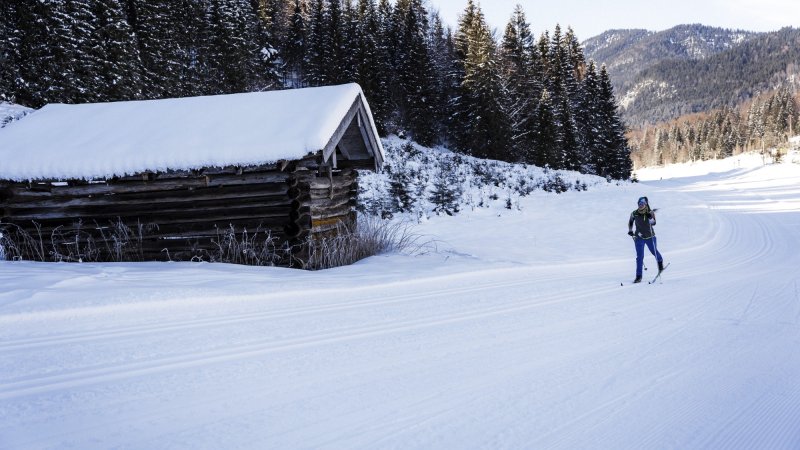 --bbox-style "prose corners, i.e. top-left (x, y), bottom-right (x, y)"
top-left (365, 0), bottom-right (397, 132)
top-left (428, 11), bottom-right (457, 144)
top-left (395, 0), bottom-right (438, 145)
top-left (205, 0), bottom-right (277, 94)
top-left (576, 61), bottom-right (601, 174)
top-left (87, 0), bottom-right (144, 101)
top-left (596, 65), bottom-right (632, 179)
top-left (499, 5), bottom-right (537, 162)
top-left (353, 0), bottom-right (381, 106)
top-left (129, 0), bottom-right (183, 97)
top-left (10, 1), bottom-right (72, 106)
top-left (322, 0), bottom-right (347, 84)
top-left (304, 0), bottom-right (328, 86)
top-left (531, 89), bottom-right (559, 168)
top-left (340, 0), bottom-right (360, 83)
top-left (548, 25), bottom-right (581, 170)
top-left (0, 1), bottom-right (21, 102)
top-left (452, 1), bottom-right (511, 160)
top-left (281, 0), bottom-right (307, 87)
top-left (429, 158), bottom-right (462, 216)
